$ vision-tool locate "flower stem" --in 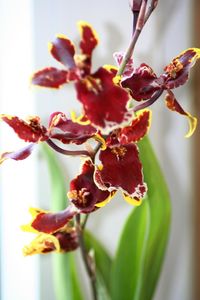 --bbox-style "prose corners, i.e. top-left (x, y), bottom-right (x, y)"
top-left (82, 214), bottom-right (89, 230)
top-left (134, 89), bottom-right (164, 112)
top-left (46, 139), bottom-right (91, 157)
top-left (75, 214), bottom-right (97, 300)
top-left (117, 0), bottom-right (158, 77)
